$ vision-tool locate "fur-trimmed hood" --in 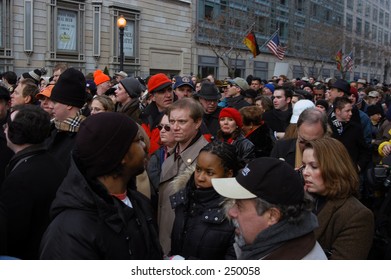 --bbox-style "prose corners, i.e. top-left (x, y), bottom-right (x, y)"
top-left (170, 165), bottom-right (195, 193)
